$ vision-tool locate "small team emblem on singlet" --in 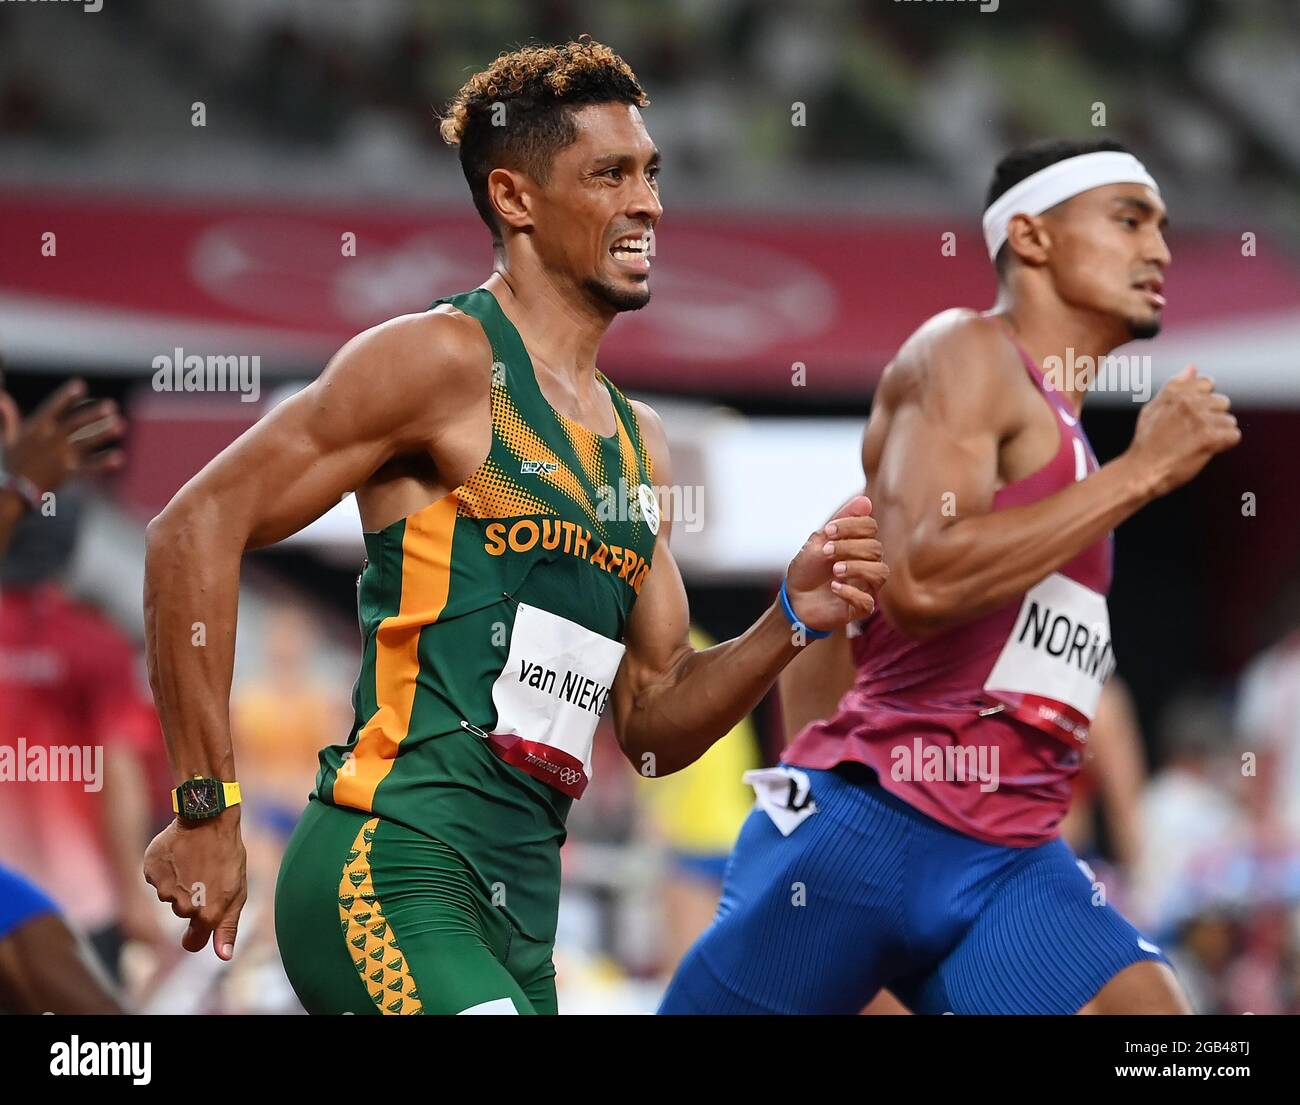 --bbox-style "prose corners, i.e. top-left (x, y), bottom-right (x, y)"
top-left (521, 459), bottom-right (559, 475)
top-left (637, 483), bottom-right (660, 536)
